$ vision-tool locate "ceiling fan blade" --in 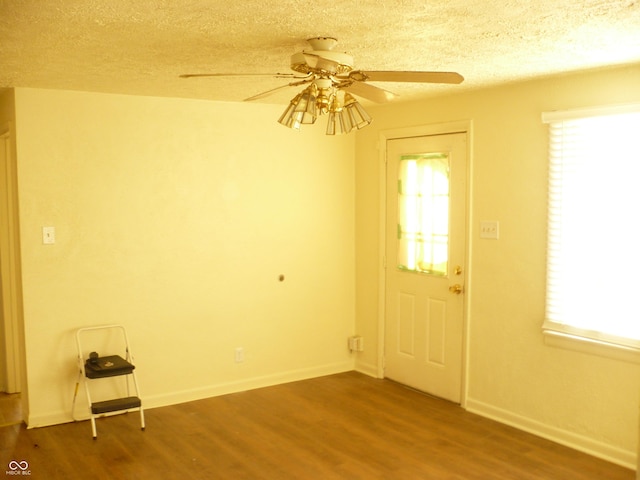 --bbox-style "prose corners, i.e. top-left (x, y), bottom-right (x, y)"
top-left (343, 81), bottom-right (397, 104)
top-left (351, 71), bottom-right (464, 84)
top-left (180, 73), bottom-right (305, 79)
top-left (302, 53), bottom-right (340, 74)
top-left (243, 78), bottom-right (312, 102)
